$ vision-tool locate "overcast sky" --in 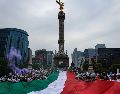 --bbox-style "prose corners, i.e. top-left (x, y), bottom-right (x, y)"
top-left (0, 0), bottom-right (120, 61)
